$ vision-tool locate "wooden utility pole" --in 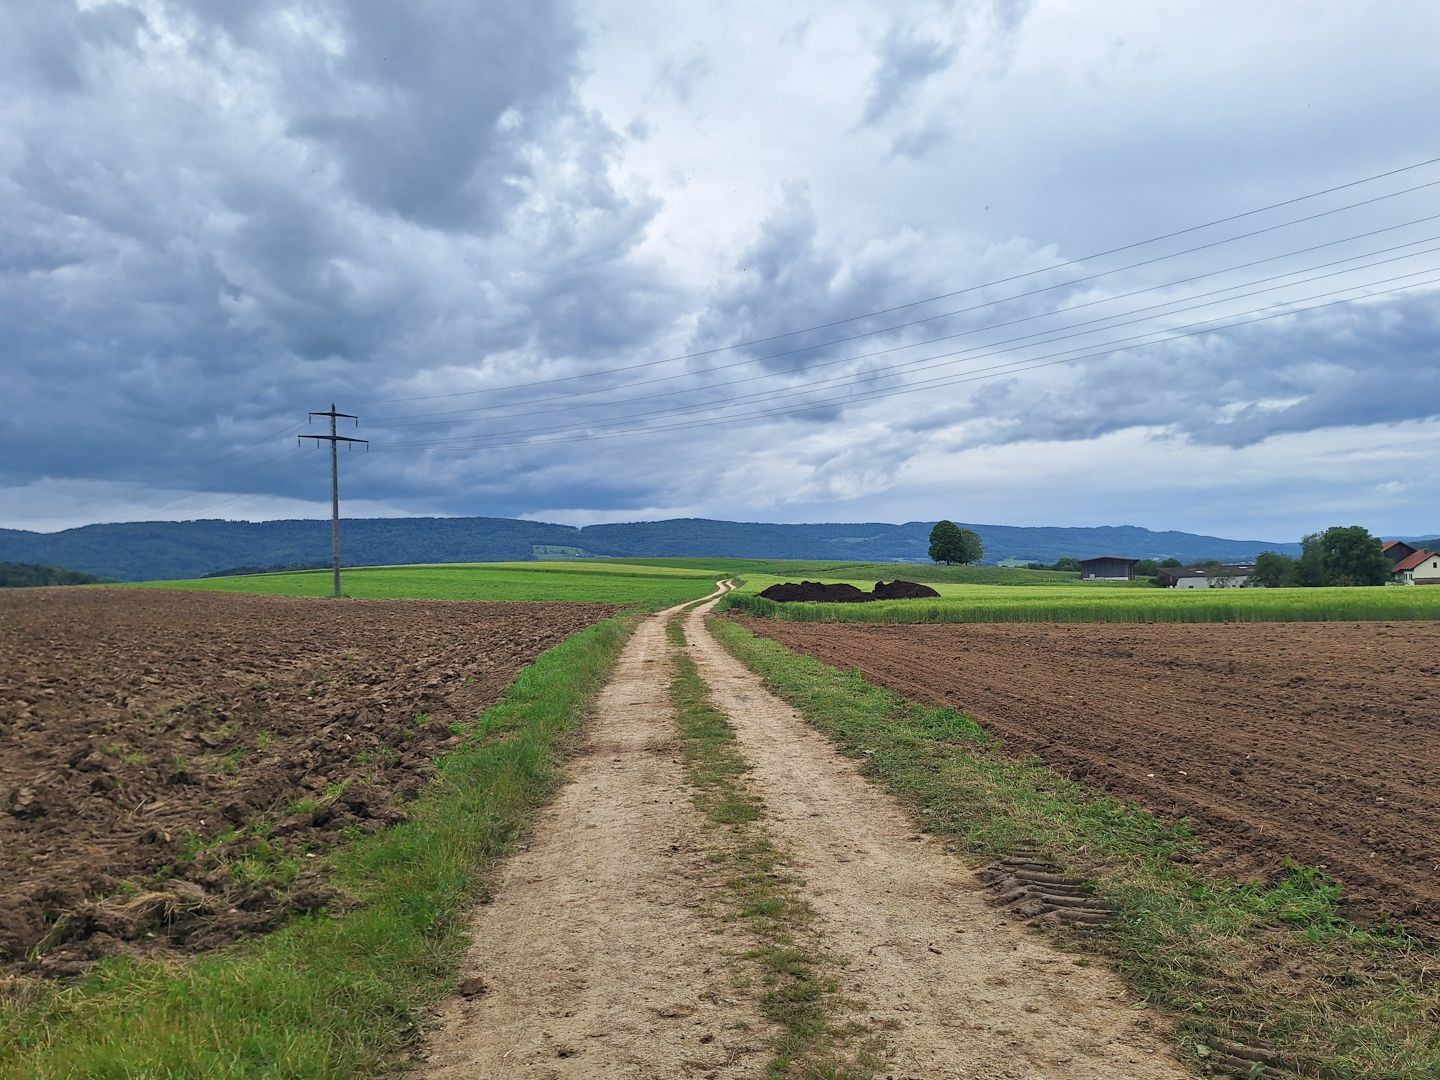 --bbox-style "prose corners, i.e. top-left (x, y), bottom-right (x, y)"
top-left (300, 405), bottom-right (368, 597)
